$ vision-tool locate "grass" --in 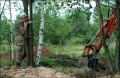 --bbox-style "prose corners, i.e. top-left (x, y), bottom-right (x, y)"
top-left (0, 59), bottom-right (16, 67)
top-left (45, 44), bottom-right (84, 58)
top-left (96, 42), bottom-right (116, 58)
top-left (0, 43), bottom-right (117, 77)
top-left (0, 44), bottom-right (17, 53)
